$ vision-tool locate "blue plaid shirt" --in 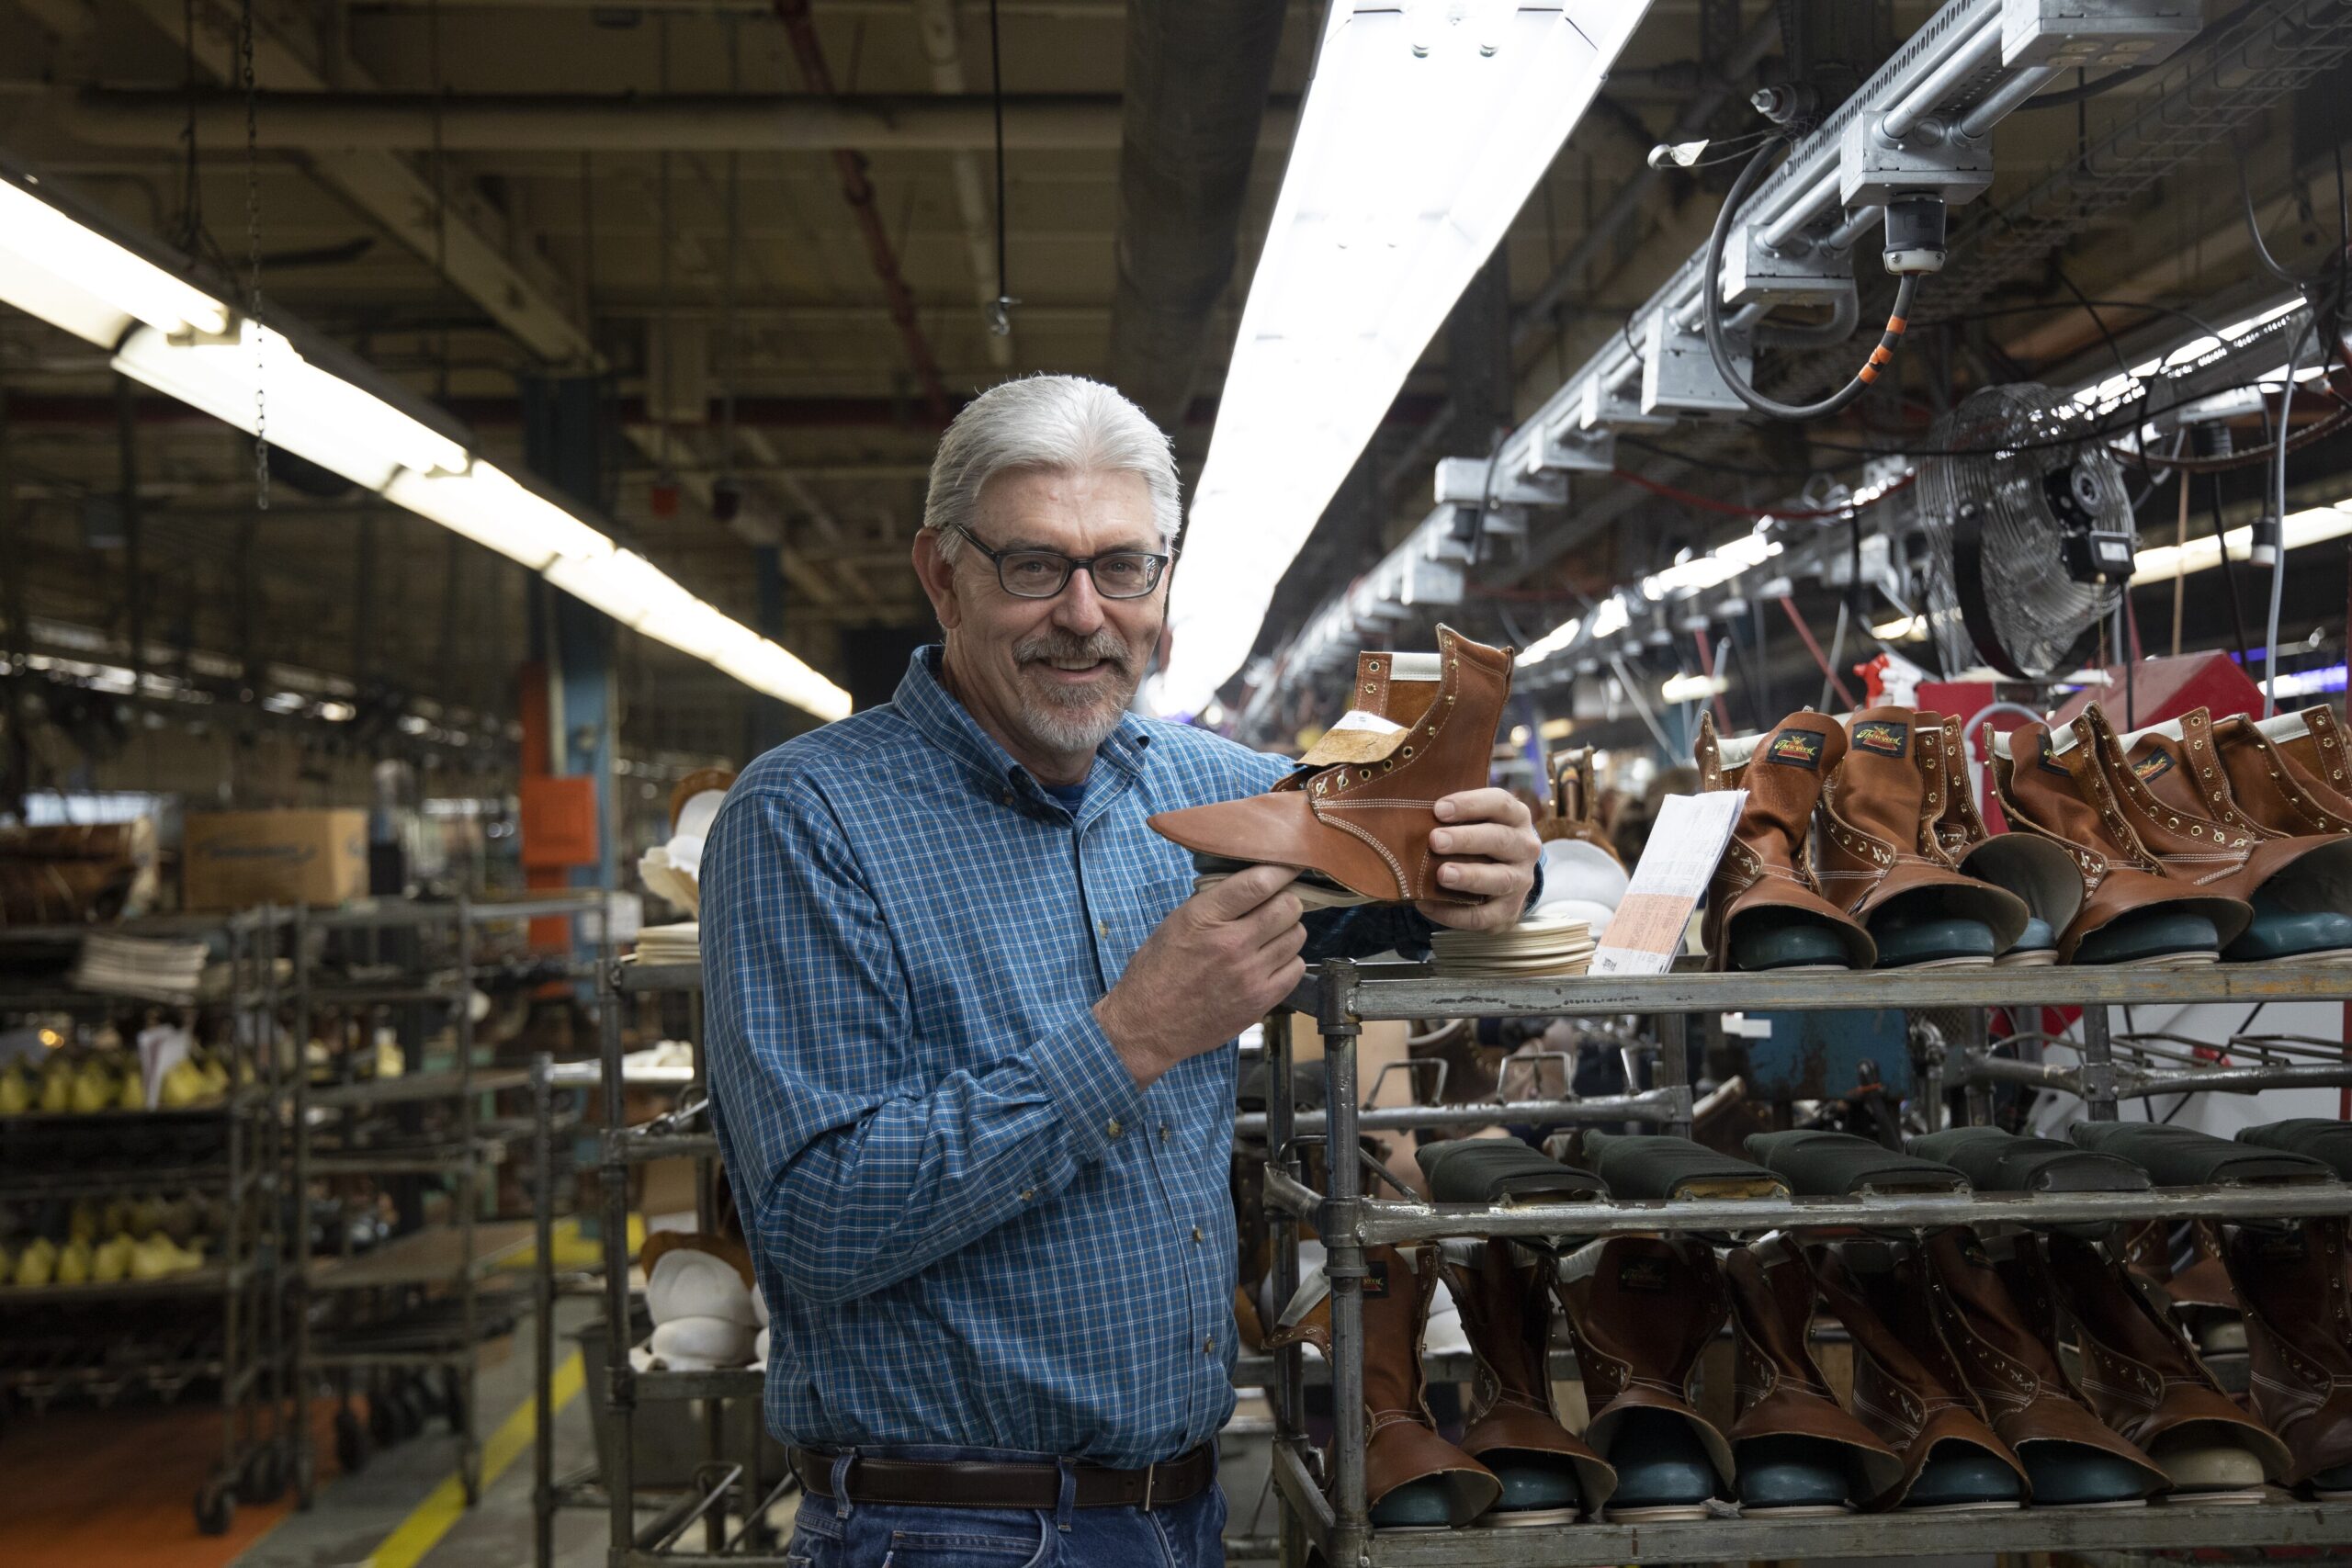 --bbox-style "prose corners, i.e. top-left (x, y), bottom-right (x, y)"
top-left (702, 648), bottom-right (1435, 1465)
